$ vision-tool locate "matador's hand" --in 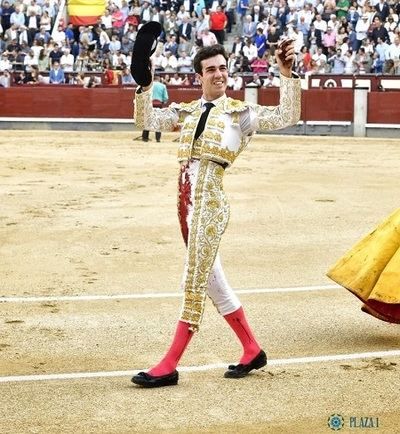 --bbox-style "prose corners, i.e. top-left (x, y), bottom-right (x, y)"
top-left (275, 38), bottom-right (296, 78)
